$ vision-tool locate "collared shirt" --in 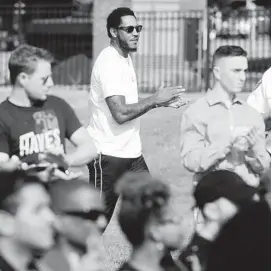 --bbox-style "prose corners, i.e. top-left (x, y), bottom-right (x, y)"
top-left (180, 89), bottom-right (270, 187)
